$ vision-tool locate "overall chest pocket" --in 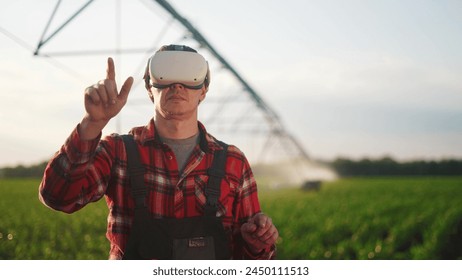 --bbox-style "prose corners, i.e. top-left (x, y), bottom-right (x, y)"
top-left (127, 215), bottom-right (230, 260)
